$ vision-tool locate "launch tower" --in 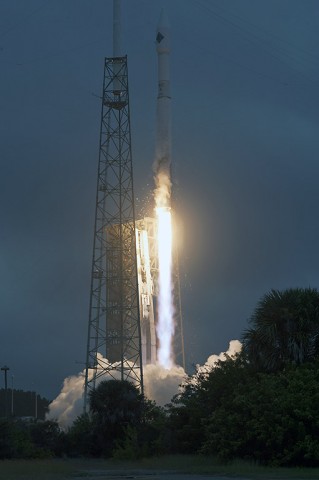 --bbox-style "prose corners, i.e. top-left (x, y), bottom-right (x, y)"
top-left (83, 1), bottom-right (143, 412)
